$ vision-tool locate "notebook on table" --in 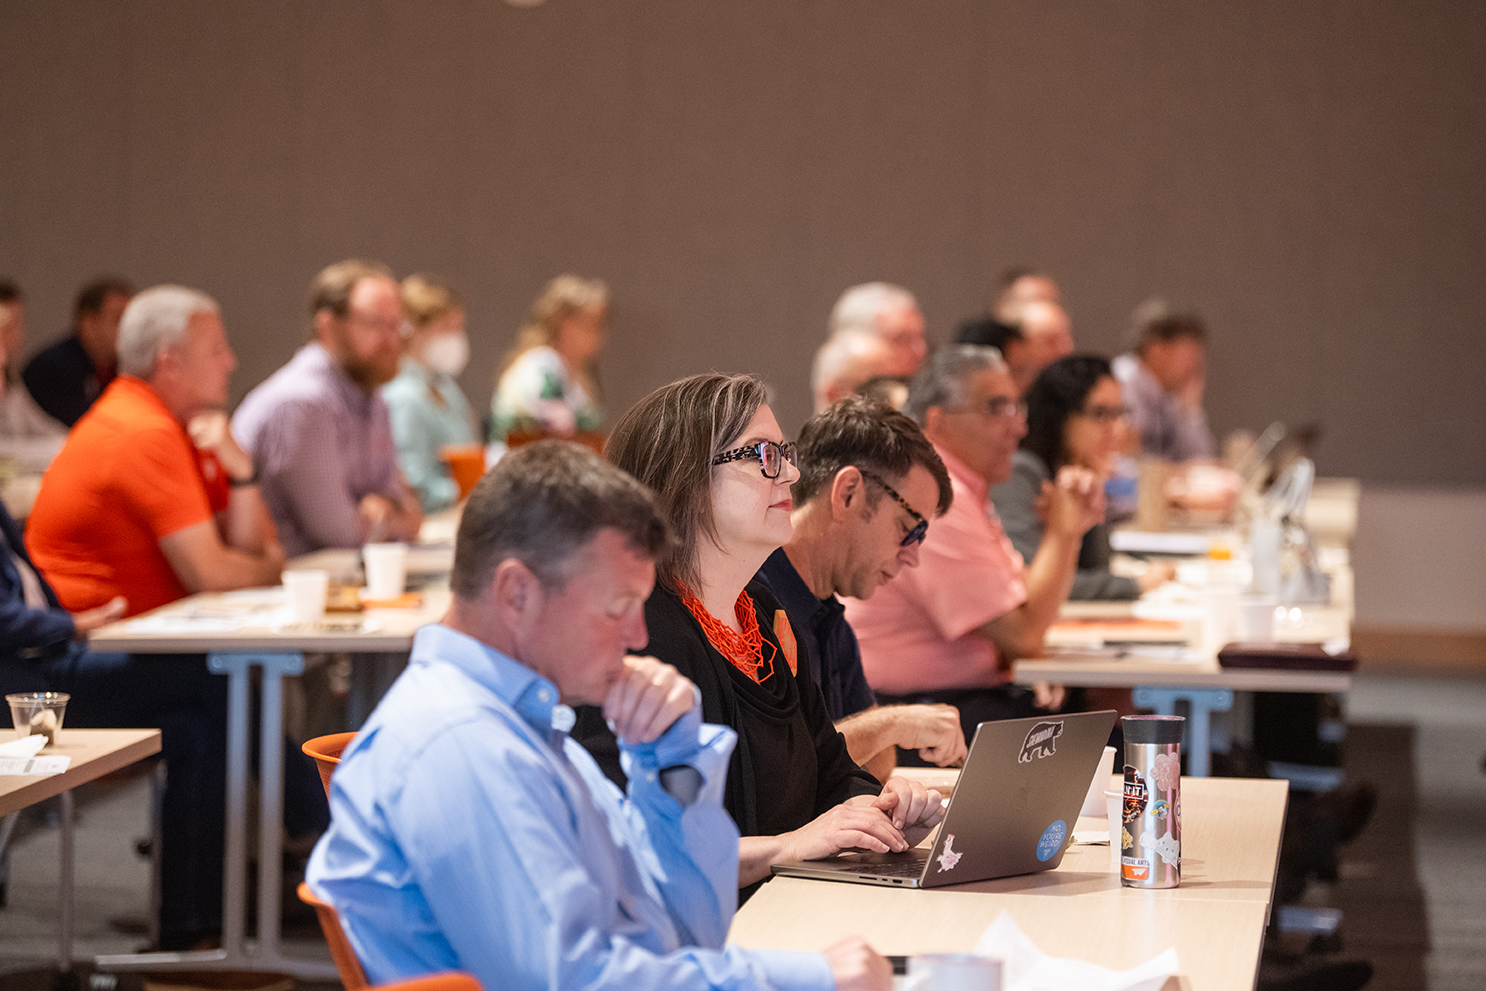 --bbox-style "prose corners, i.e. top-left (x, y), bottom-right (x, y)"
top-left (771, 709), bottom-right (1117, 889)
